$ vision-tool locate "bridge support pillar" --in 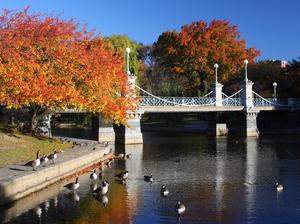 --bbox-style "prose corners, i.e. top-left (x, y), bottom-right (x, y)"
top-left (207, 113), bottom-right (228, 136)
top-left (242, 109), bottom-right (260, 137)
top-left (115, 109), bottom-right (144, 144)
top-left (98, 114), bottom-right (115, 143)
